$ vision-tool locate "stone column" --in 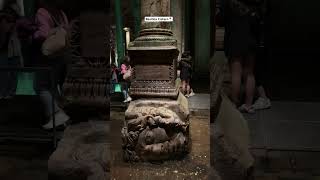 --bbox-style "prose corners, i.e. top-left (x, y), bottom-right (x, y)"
top-left (127, 0), bottom-right (178, 99)
top-left (121, 0), bottom-right (190, 162)
top-left (0, 0), bottom-right (4, 10)
top-left (16, 0), bottom-right (25, 16)
top-left (23, 0), bottom-right (36, 17)
top-left (140, 0), bottom-right (171, 29)
top-left (131, 0), bottom-right (141, 38)
top-left (194, 0), bottom-right (211, 78)
top-left (184, 0), bottom-right (192, 52)
top-left (171, 0), bottom-right (184, 59)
